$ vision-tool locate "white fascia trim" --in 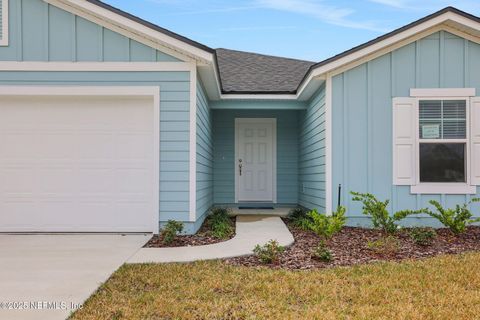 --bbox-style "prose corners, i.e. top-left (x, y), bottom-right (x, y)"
top-left (44, 0), bottom-right (214, 64)
top-left (411, 184), bottom-right (477, 195)
top-left (0, 0), bottom-right (9, 46)
top-left (0, 61), bottom-right (194, 72)
top-left (297, 12), bottom-right (480, 96)
top-left (189, 65), bottom-right (197, 222)
top-left (0, 85), bottom-right (161, 234)
top-left (0, 85), bottom-right (160, 97)
top-left (410, 88), bottom-right (476, 97)
top-left (325, 74), bottom-right (333, 215)
top-left (220, 94), bottom-right (299, 100)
